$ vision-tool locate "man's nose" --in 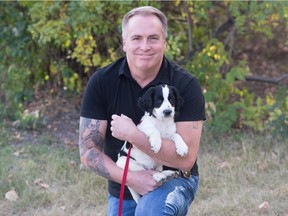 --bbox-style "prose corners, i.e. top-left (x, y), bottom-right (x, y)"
top-left (140, 40), bottom-right (151, 50)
